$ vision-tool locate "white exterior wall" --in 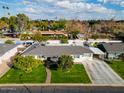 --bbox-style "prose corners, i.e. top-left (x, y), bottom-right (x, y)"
top-left (33, 53), bottom-right (93, 63)
top-left (0, 45), bottom-right (24, 64)
top-left (0, 47), bottom-right (17, 63)
top-left (68, 40), bottom-right (84, 46)
top-left (46, 40), bottom-right (61, 44)
top-left (72, 53), bottom-right (93, 63)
